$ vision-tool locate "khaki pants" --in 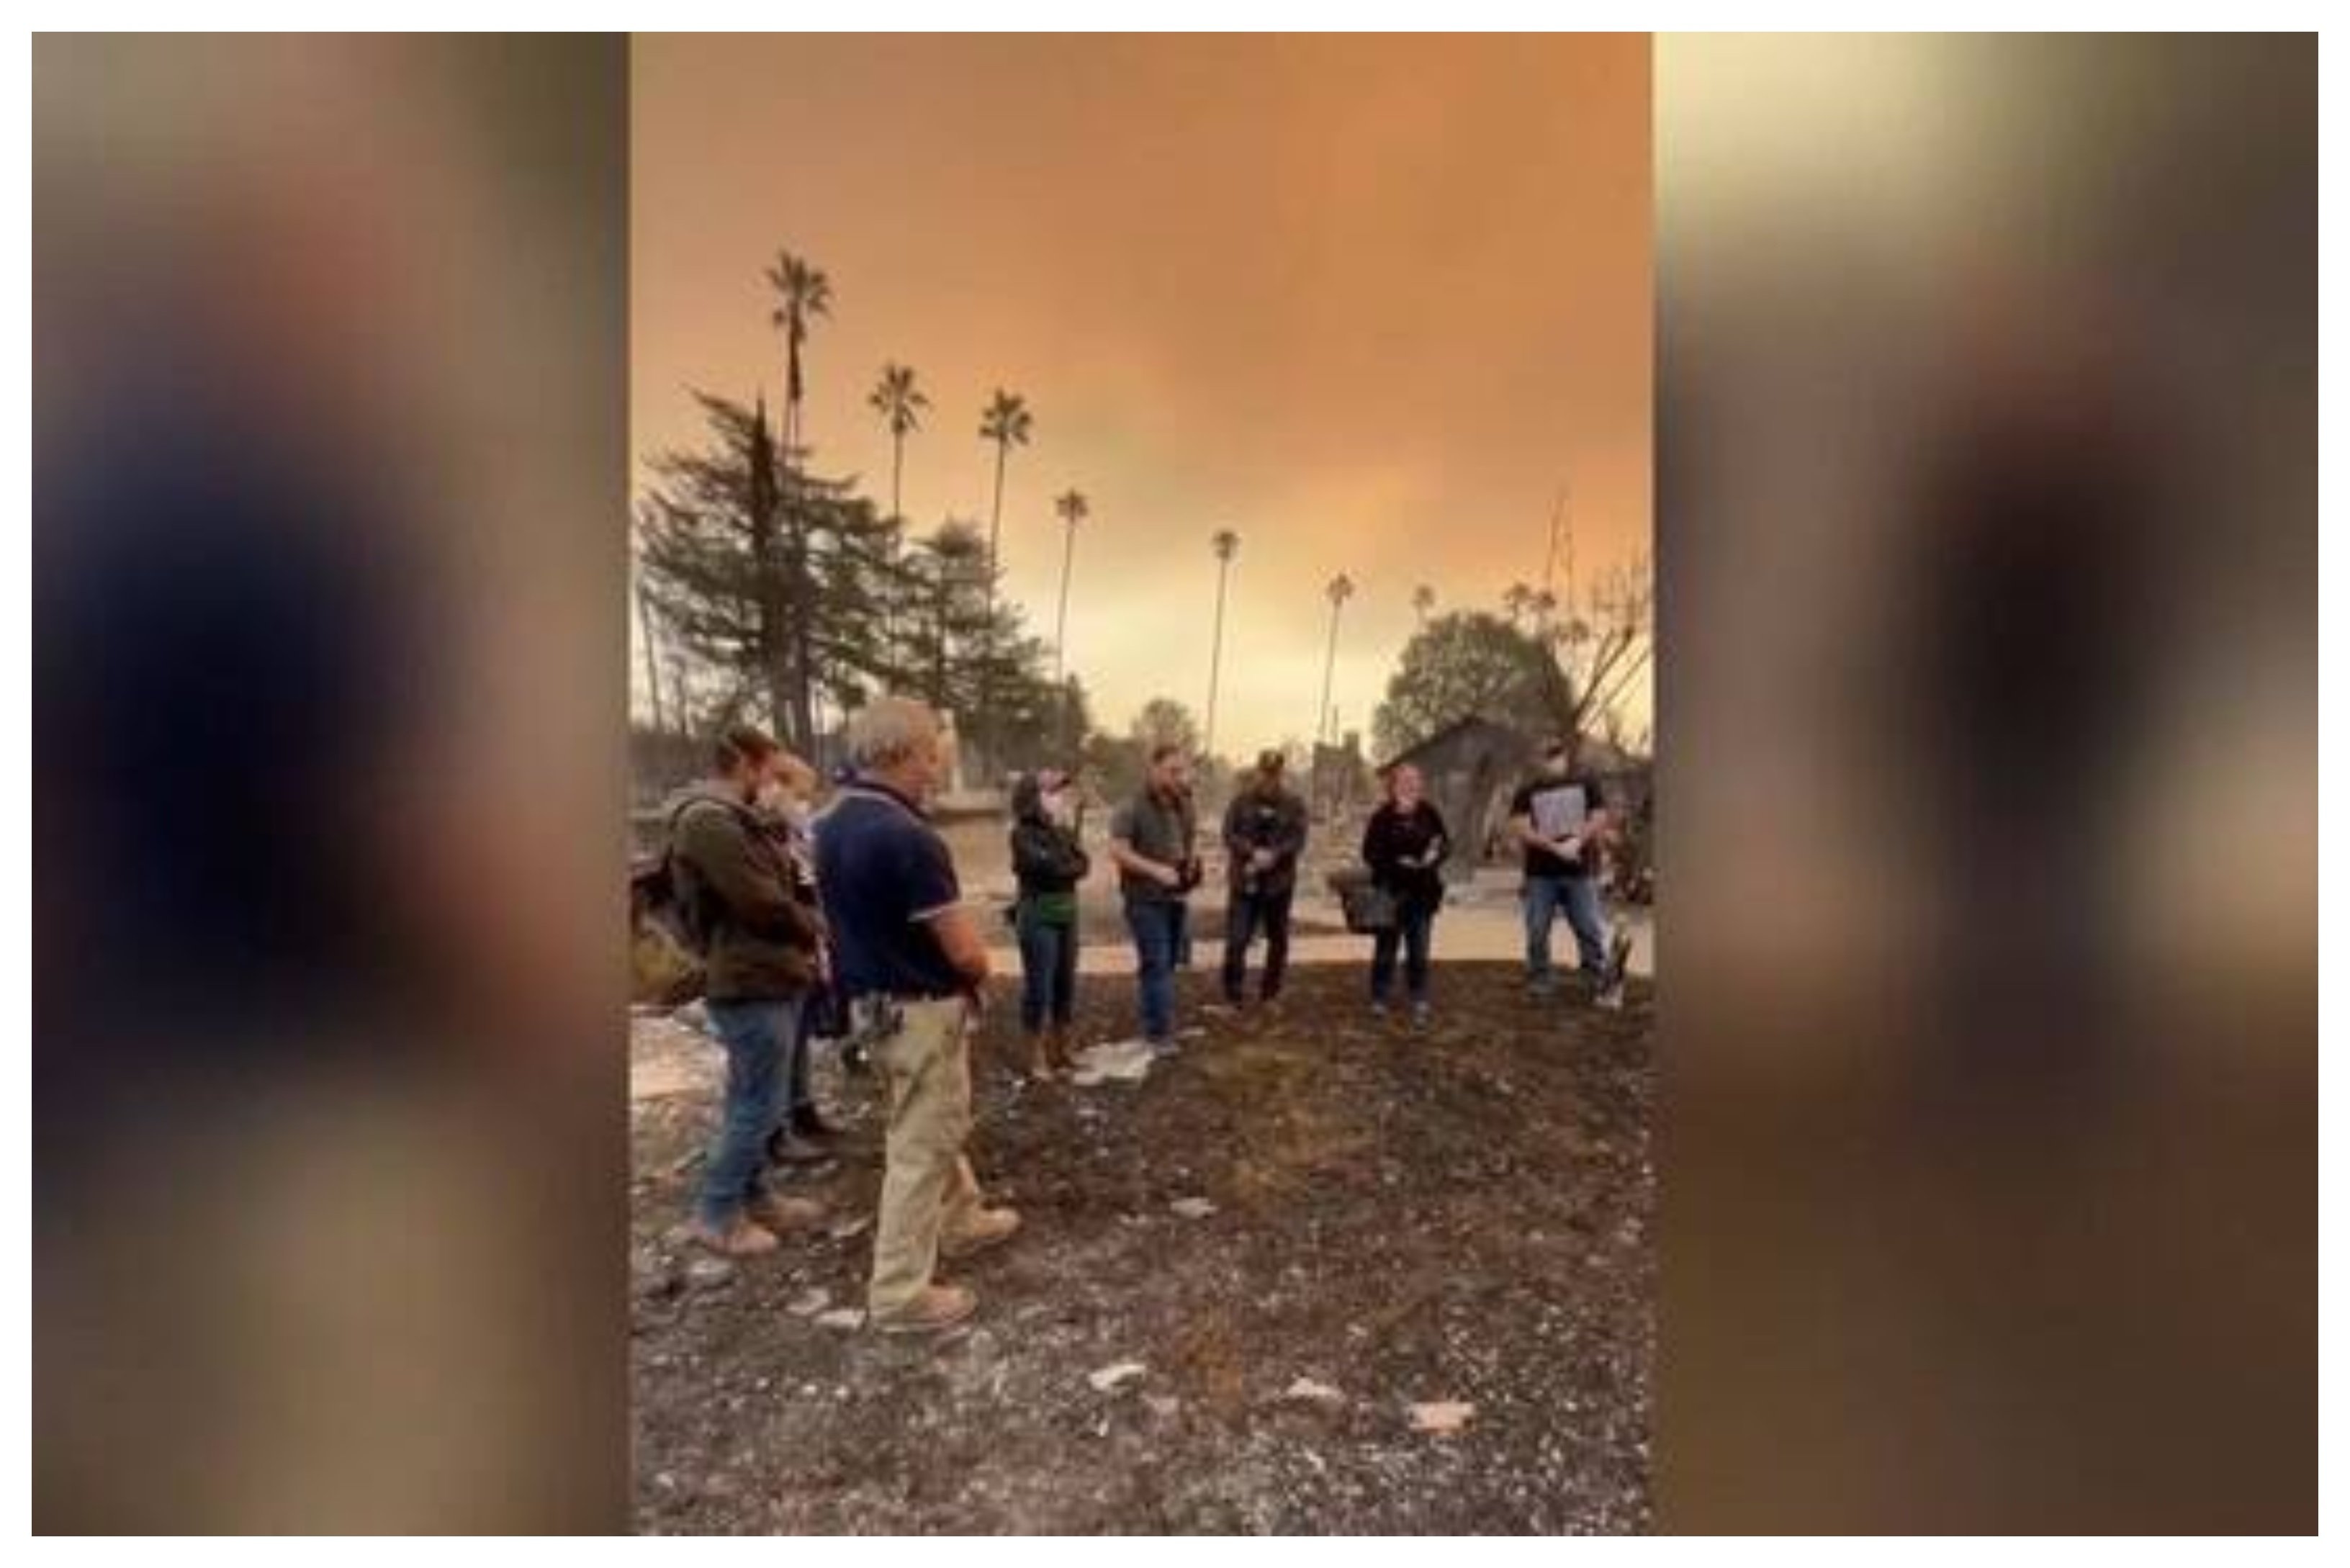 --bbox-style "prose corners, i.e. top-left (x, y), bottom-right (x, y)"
top-left (868, 996), bottom-right (987, 1317)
